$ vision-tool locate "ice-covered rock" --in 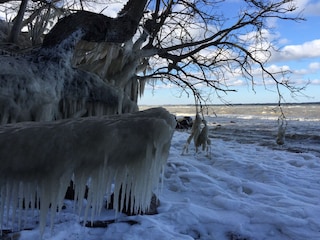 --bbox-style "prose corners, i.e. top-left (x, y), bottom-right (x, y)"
top-left (0, 107), bottom-right (176, 235)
